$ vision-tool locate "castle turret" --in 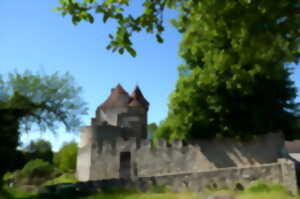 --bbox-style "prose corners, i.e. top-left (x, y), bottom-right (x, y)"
top-left (99, 84), bottom-right (130, 111)
top-left (118, 85), bottom-right (149, 139)
top-left (90, 84), bottom-right (149, 139)
top-left (129, 86), bottom-right (149, 110)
